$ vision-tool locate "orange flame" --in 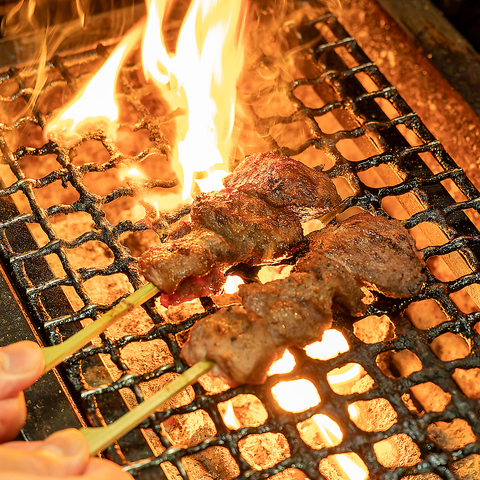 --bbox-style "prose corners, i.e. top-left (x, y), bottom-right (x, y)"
top-left (142, 0), bottom-right (248, 199)
top-left (305, 329), bottom-right (350, 360)
top-left (46, 0), bottom-right (248, 201)
top-left (271, 379), bottom-right (320, 413)
top-left (221, 400), bottom-right (240, 430)
top-left (223, 275), bottom-right (244, 294)
top-left (268, 349), bottom-right (296, 376)
top-left (45, 26), bottom-right (142, 143)
top-left (314, 415), bottom-right (369, 480)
